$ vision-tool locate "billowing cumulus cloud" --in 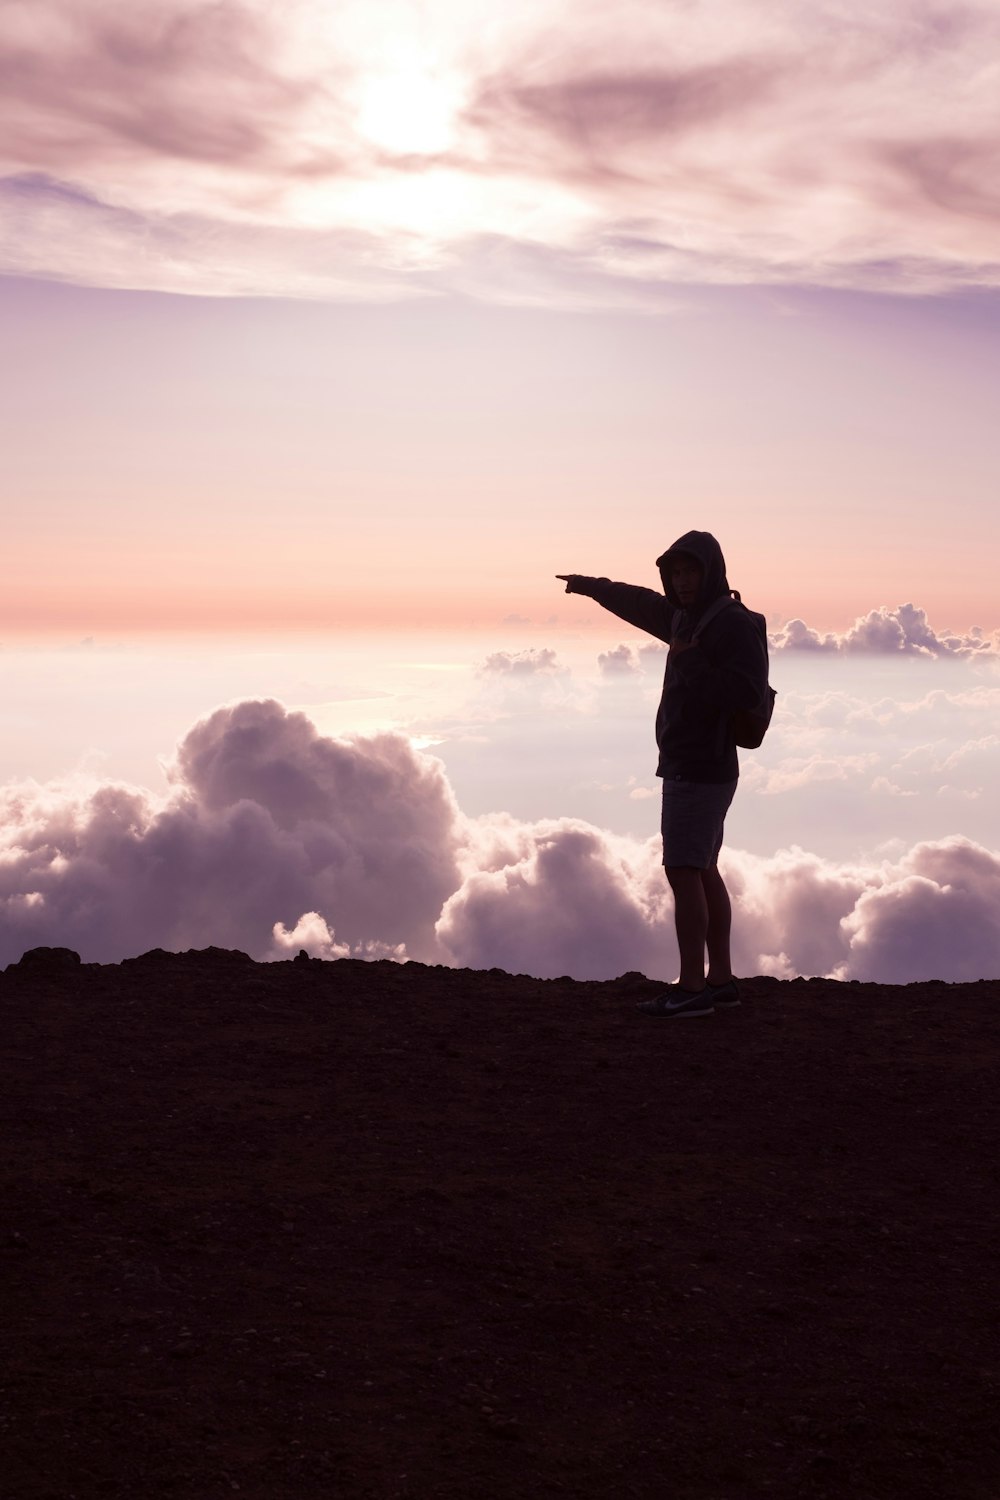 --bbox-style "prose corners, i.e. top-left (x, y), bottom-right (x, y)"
top-left (438, 818), bottom-right (669, 979)
top-left (443, 821), bottom-right (1000, 984)
top-left (3, 0), bottom-right (1000, 300)
top-left (839, 839), bottom-right (1000, 983)
top-left (1, 697), bottom-right (999, 983)
top-left (770, 603), bottom-right (999, 656)
top-left (769, 618), bottom-right (842, 654)
top-left (0, 700), bottom-right (461, 966)
top-left (725, 838), bottom-right (1000, 983)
